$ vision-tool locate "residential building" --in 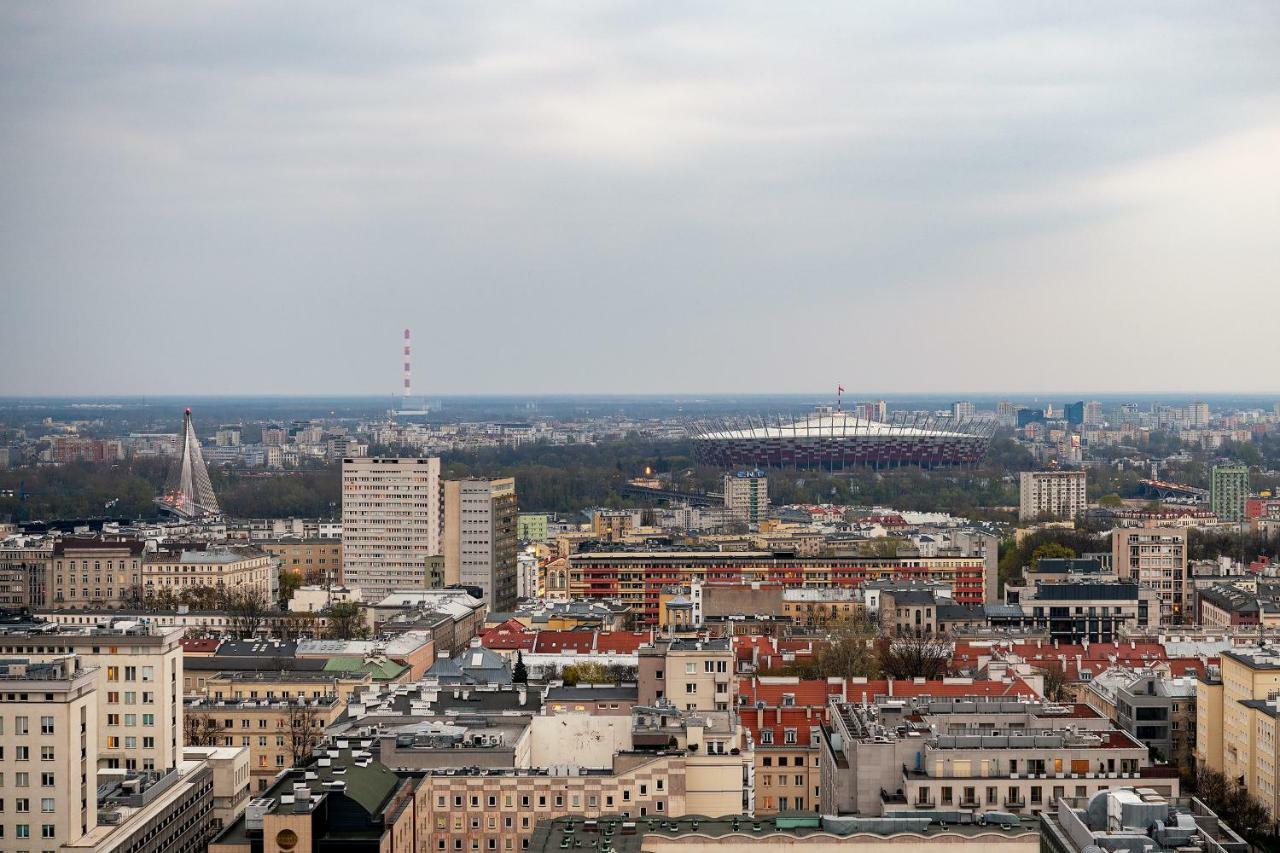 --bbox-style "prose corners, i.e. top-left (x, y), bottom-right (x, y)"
top-left (1084, 668), bottom-right (1197, 763)
top-left (0, 620), bottom-right (185, 772)
top-left (185, 694), bottom-right (345, 792)
top-left (517, 513), bottom-right (550, 542)
top-left (209, 744), bottom-right (418, 853)
top-left (1112, 527), bottom-right (1189, 623)
top-left (1083, 401), bottom-right (1104, 426)
top-left (46, 536), bottom-right (146, 609)
top-left (0, 537), bottom-right (51, 607)
top-left (443, 478), bottom-right (518, 612)
top-left (144, 545), bottom-right (276, 603)
top-left (951, 401), bottom-right (976, 419)
top-left (184, 745), bottom-right (252, 837)
top-left (64, 758), bottom-right (218, 853)
top-left (1019, 470), bottom-right (1087, 522)
top-left (1211, 465), bottom-right (1250, 523)
top-left (1195, 645), bottom-right (1280, 815)
top-left (0, 657), bottom-right (98, 850)
top-left (819, 694), bottom-right (1176, 818)
top-left (258, 537), bottom-right (343, 585)
top-left (567, 550), bottom-right (995, 627)
top-left (1002, 580), bottom-right (1158, 641)
top-left (723, 470), bottom-right (769, 527)
top-left (341, 456), bottom-right (443, 601)
top-left (637, 638), bottom-right (736, 712)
